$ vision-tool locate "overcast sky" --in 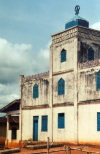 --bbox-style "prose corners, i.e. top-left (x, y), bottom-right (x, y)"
top-left (0, 0), bottom-right (100, 115)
